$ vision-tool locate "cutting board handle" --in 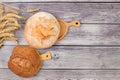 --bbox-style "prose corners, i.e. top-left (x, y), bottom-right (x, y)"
top-left (66, 20), bottom-right (80, 27)
top-left (40, 51), bottom-right (52, 60)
